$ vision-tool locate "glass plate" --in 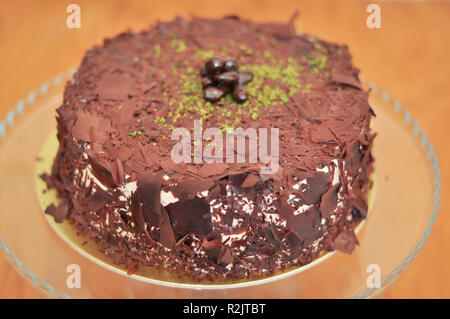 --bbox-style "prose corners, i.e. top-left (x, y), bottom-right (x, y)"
top-left (0, 71), bottom-right (441, 298)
